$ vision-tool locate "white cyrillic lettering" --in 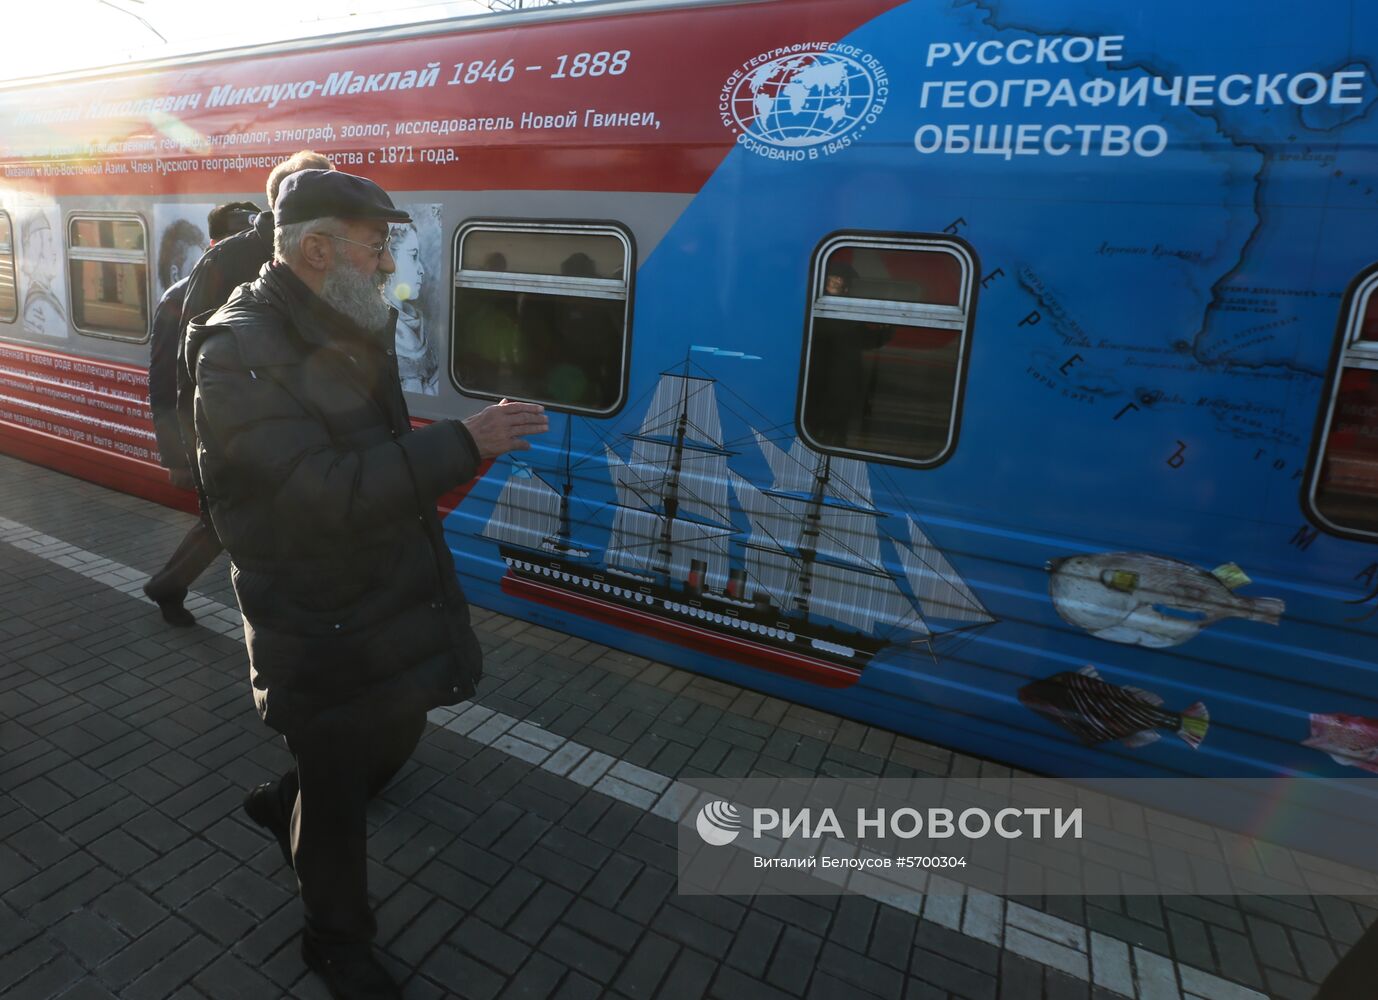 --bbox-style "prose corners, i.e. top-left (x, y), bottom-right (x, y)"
top-left (994, 809), bottom-right (1024, 839)
top-left (1005, 39), bottom-right (1033, 65)
top-left (1054, 809), bottom-right (1083, 839)
top-left (1101, 124), bottom-right (1132, 156)
top-left (1096, 35), bottom-right (1125, 62)
top-left (1218, 74), bottom-right (1251, 105)
top-left (968, 80), bottom-right (999, 108)
top-left (1153, 76), bottom-right (1183, 104)
top-left (1331, 70), bottom-right (1366, 104)
top-left (973, 123), bottom-right (1013, 159)
top-left (914, 125), bottom-right (943, 153)
top-left (1062, 37), bottom-right (1094, 63)
top-left (1133, 124), bottom-right (1168, 157)
top-left (1024, 78), bottom-right (1052, 106)
top-left (1080, 79), bottom-right (1114, 105)
top-left (890, 809), bottom-right (923, 838)
top-left (1255, 73), bottom-right (1286, 105)
top-left (1047, 79), bottom-right (1077, 106)
top-left (958, 809), bottom-right (991, 839)
top-left (323, 71), bottom-right (352, 96)
top-left (1184, 75), bottom-right (1216, 106)
top-left (1044, 123), bottom-right (1072, 155)
top-left (1287, 72), bottom-right (1327, 105)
